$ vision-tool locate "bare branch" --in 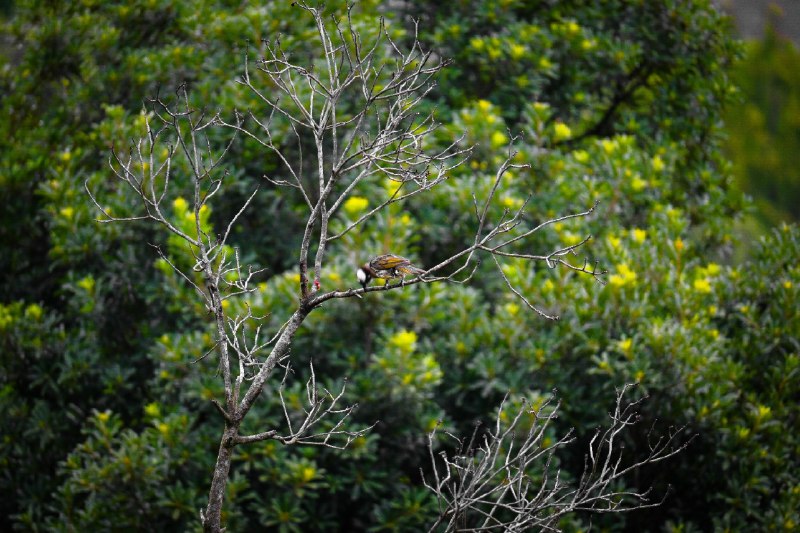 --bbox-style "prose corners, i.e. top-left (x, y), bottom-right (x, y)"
top-left (233, 361), bottom-right (375, 448)
top-left (424, 385), bottom-right (692, 531)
